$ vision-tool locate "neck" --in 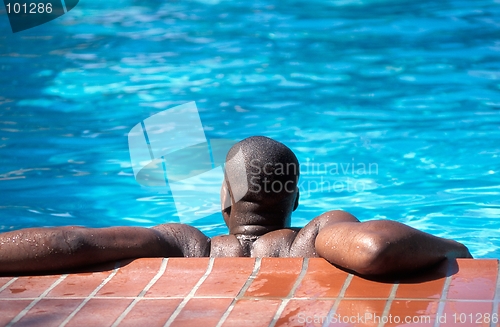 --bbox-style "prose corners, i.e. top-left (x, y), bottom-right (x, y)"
top-left (229, 224), bottom-right (283, 236)
top-left (226, 204), bottom-right (290, 236)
